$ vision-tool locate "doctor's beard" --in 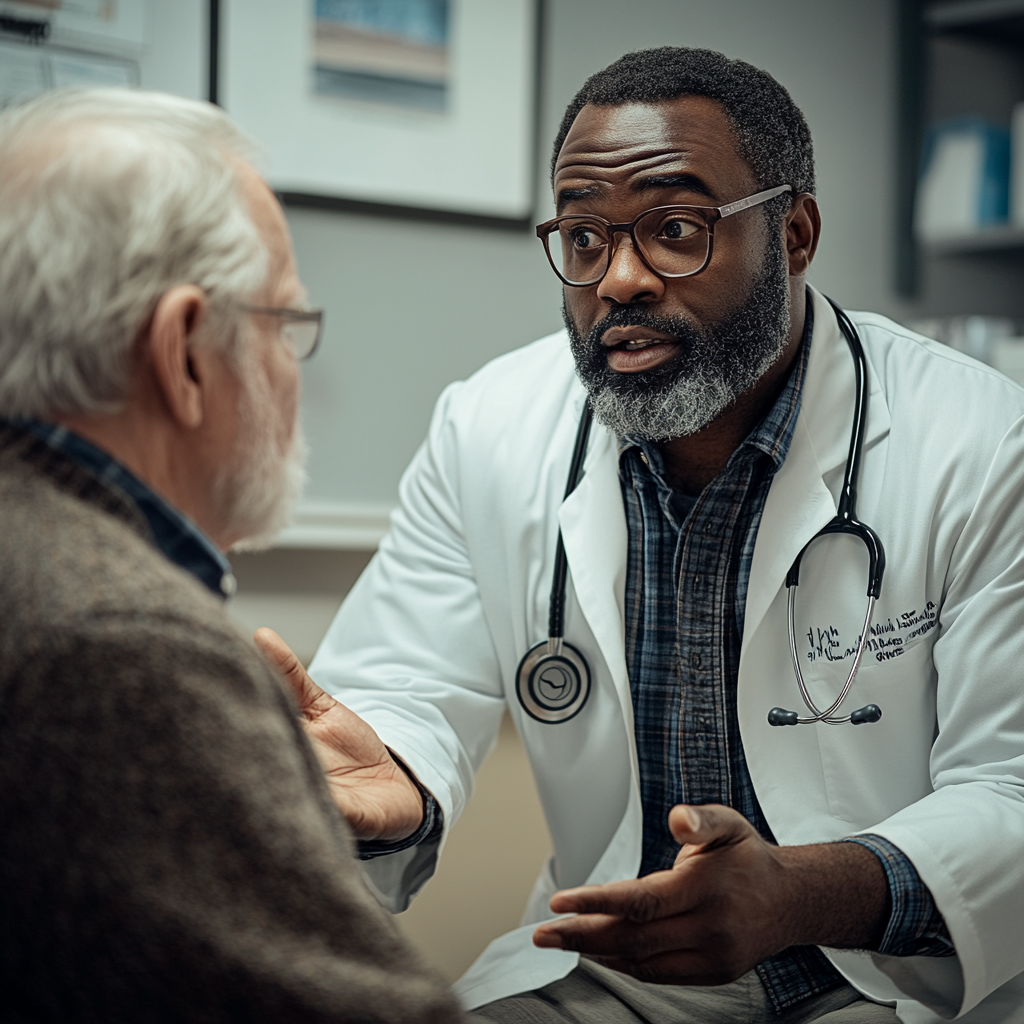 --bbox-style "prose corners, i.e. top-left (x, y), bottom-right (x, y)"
top-left (564, 234), bottom-right (792, 442)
